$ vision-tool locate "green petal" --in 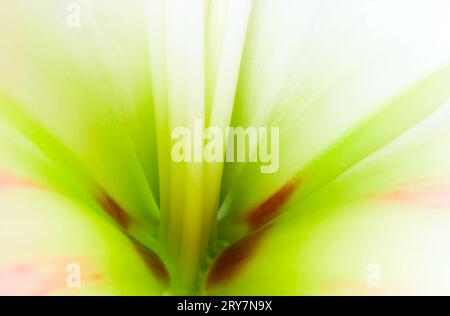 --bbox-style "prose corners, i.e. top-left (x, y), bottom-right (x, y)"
top-left (206, 201), bottom-right (450, 295)
top-left (0, 0), bottom-right (159, 233)
top-left (0, 185), bottom-right (169, 295)
top-left (218, 0), bottom-right (450, 235)
top-left (205, 103), bottom-right (450, 295)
